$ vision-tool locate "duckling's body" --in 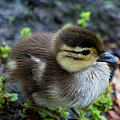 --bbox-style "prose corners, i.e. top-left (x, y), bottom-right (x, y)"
top-left (32, 62), bottom-right (110, 108)
top-left (7, 26), bottom-right (111, 108)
